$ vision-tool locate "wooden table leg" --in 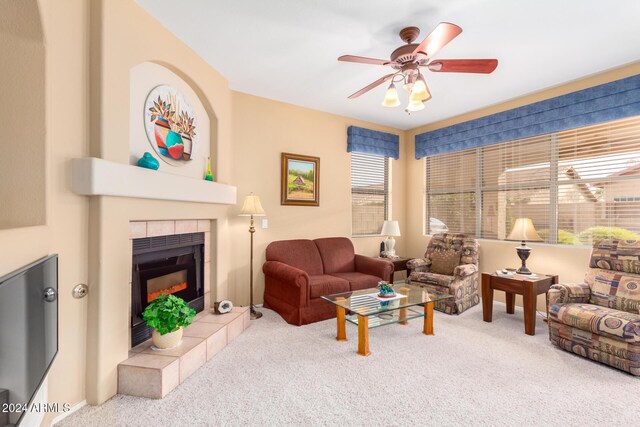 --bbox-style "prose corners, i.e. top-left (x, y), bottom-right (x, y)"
top-left (523, 287), bottom-right (537, 336)
top-left (336, 305), bottom-right (347, 342)
top-left (482, 274), bottom-right (494, 323)
top-left (423, 302), bottom-right (434, 335)
top-left (398, 287), bottom-right (409, 325)
top-left (505, 292), bottom-right (515, 314)
top-left (357, 315), bottom-right (371, 356)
